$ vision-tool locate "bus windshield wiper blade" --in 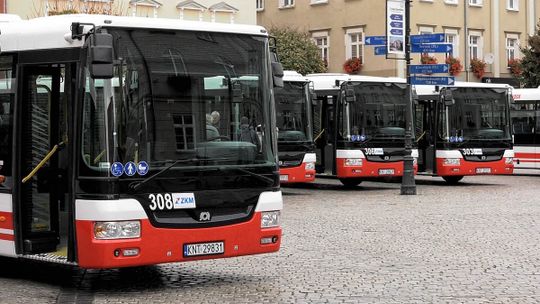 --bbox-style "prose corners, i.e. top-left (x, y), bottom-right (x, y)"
top-left (220, 167), bottom-right (275, 186)
top-left (129, 158), bottom-right (201, 191)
